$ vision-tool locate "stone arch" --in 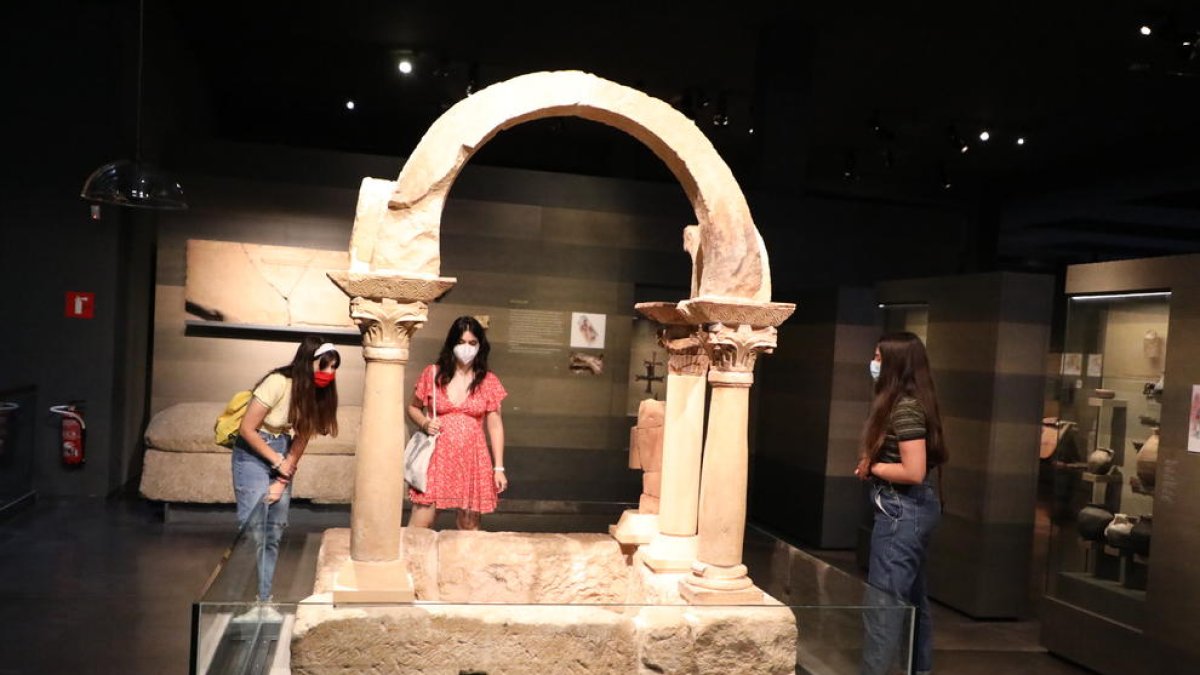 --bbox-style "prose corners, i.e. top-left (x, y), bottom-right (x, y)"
top-left (350, 70), bottom-right (772, 302)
